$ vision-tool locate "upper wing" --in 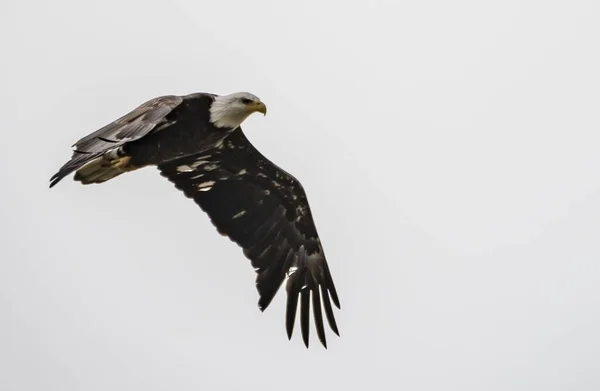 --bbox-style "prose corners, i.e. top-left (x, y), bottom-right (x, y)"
top-left (72, 95), bottom-right (184, 154)
top-left (49, 95), bottom-right (183, 187)
top-left (157, 128), bottom-right (340, 348)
